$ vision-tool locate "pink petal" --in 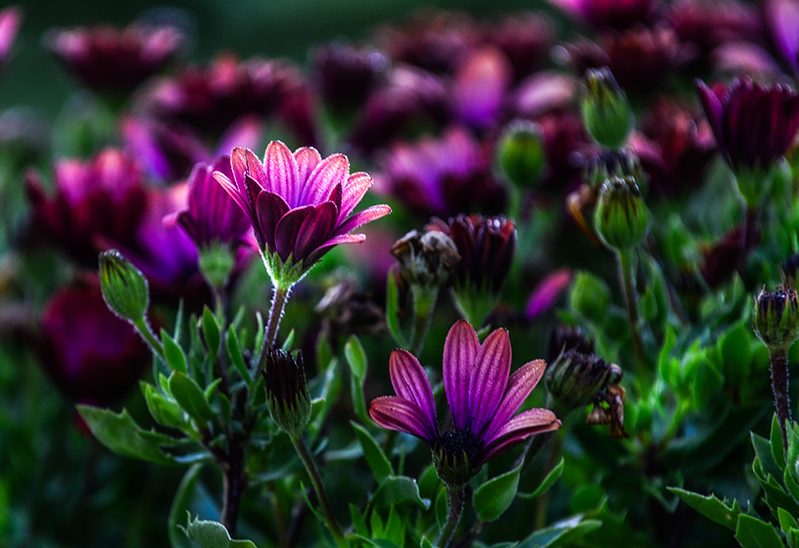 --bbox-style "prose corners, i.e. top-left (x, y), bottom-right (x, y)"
top-left (340, 172), bottom-right (373, 220)
top-left (482, 360), bottom-right (547, 443)
top-left (389, 350), bottom-right (437, 433)
top-left (274, 205), bottom-right (313, 260)
top-left (369, 396), bottom-right (437, 442)
top-left (213, 170), bottom-right (250, 218)
top-left (302, 153), bottom-right (349, 206)
top-left (469, 328), bottom-right (512, 436)
top-left (335, 204), bottom-right (392, 235)
top-left (304, 233), bottom-right (366, 265)
top-left (525, 269), bottom-right (572, 321)
top-left (230, 147), bottom-right (266, 194)
top-left (696, 80), bottom-right (724, 145)
top-left (265, 141), bottom-right (300, 207)
top-left (481, 408), bottom-right (560, 462)
top-left (443, 320), bottom-right (480, 430)
top-left (293, 201), bottom-right (338, 260)
top-left (294, 146), bottom-right (322, 184)
top-left (255, 191), bottom-right (290, 251)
